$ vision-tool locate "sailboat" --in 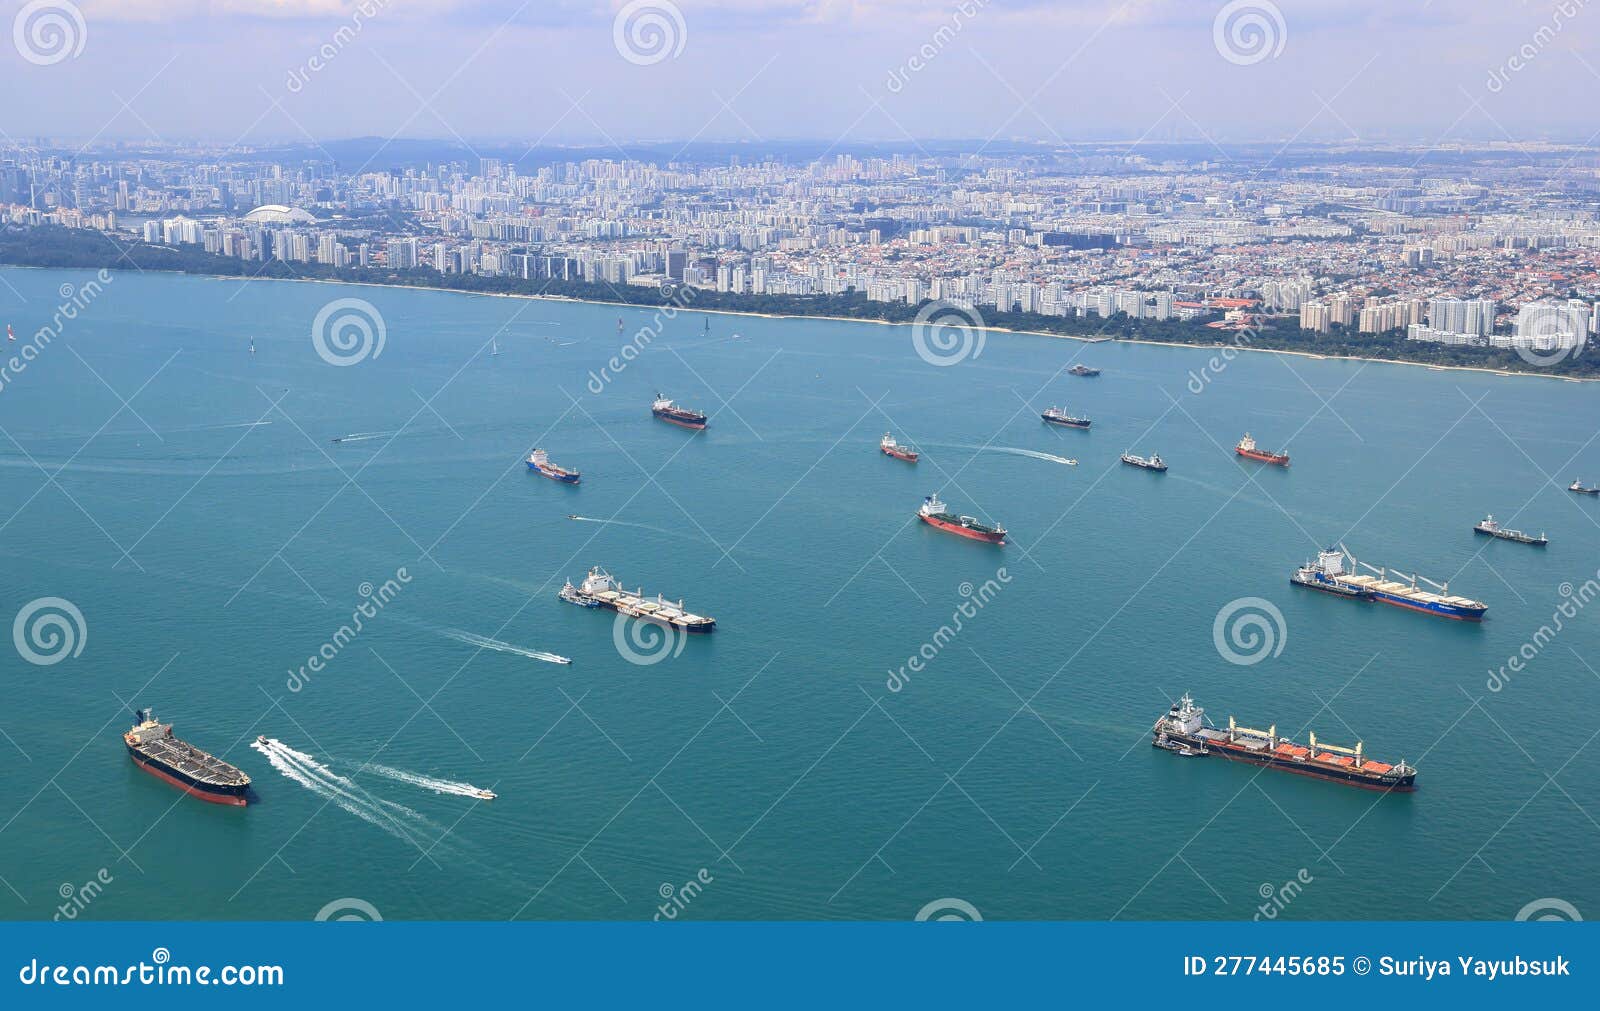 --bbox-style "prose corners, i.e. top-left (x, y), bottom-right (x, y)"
top-left (702, 316), bottom-right (710, 336)
top-left (490, 337), bottom-right (501, 357)
top-left (248, 336), bottom-right (256, 354)
top-left (616, 317), bottom-right (624, 335)
top-left (6, 324), bottom-right (15, 342)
